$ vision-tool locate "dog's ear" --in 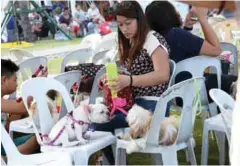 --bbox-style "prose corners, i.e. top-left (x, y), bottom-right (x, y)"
top-left (83, 104), bottom-right (93, 113)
